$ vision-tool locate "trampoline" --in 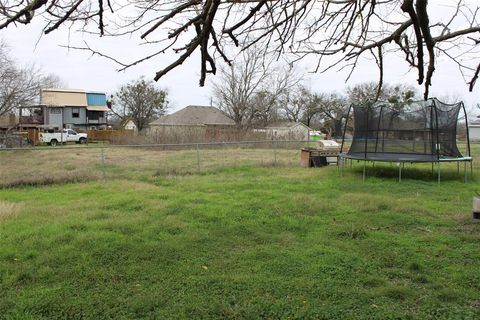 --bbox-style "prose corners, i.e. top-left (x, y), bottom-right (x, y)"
top-left (339, 98), bottom-right (473, 182)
